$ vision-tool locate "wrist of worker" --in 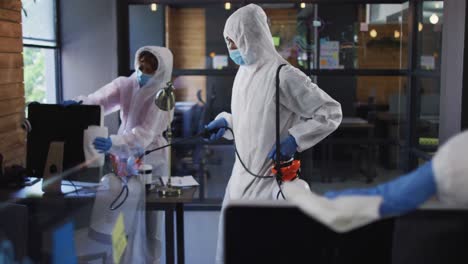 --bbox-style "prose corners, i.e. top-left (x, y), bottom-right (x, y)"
top-left (215, 112), bottom-right (233, 140)
top-left (288, 127), bottom-right (308, 152)
top-left (286, 134), bottom-right (299, 153)
top-left (108, 135), bottom-right (122, 153)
